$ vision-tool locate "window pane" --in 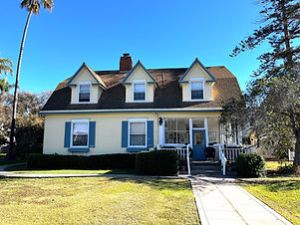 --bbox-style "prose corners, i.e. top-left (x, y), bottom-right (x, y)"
top-left (191, 81), bottom-right (203, 90)
top-left (130, 135), bottom-right (146, 146)
top-left (130, 122), bottom-right (146, 146)
top-left (130, 122), bottom-right (145, 134)
top-left (72, 122), bottom-right (88, 146)
top-left (165, 119), bottom-right (189, 144)
top-left (79, 84), bottom-right (90, 102)
top-left (73, 135), bottom-right (88, 146)
top-left (191, 90), bottom-right (203, 99)
top-left (134, 83), bottom-right (145, 101)
top-left (134, 92), bottom-right (145, 101)
top-left (134, 83), bottom-right (145, 93)
top-left (193, 119), bottom-right (205, 128)
top-left (191, 81), bottom-right (204, 100)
